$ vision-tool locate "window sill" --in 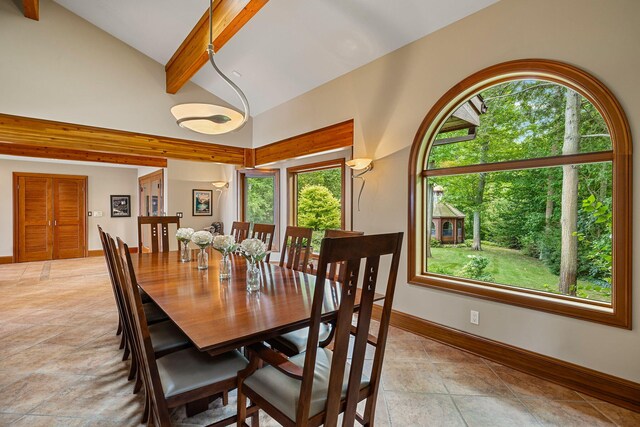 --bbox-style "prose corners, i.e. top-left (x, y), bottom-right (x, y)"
top-left (408, 273), bottom-right (629, 329)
